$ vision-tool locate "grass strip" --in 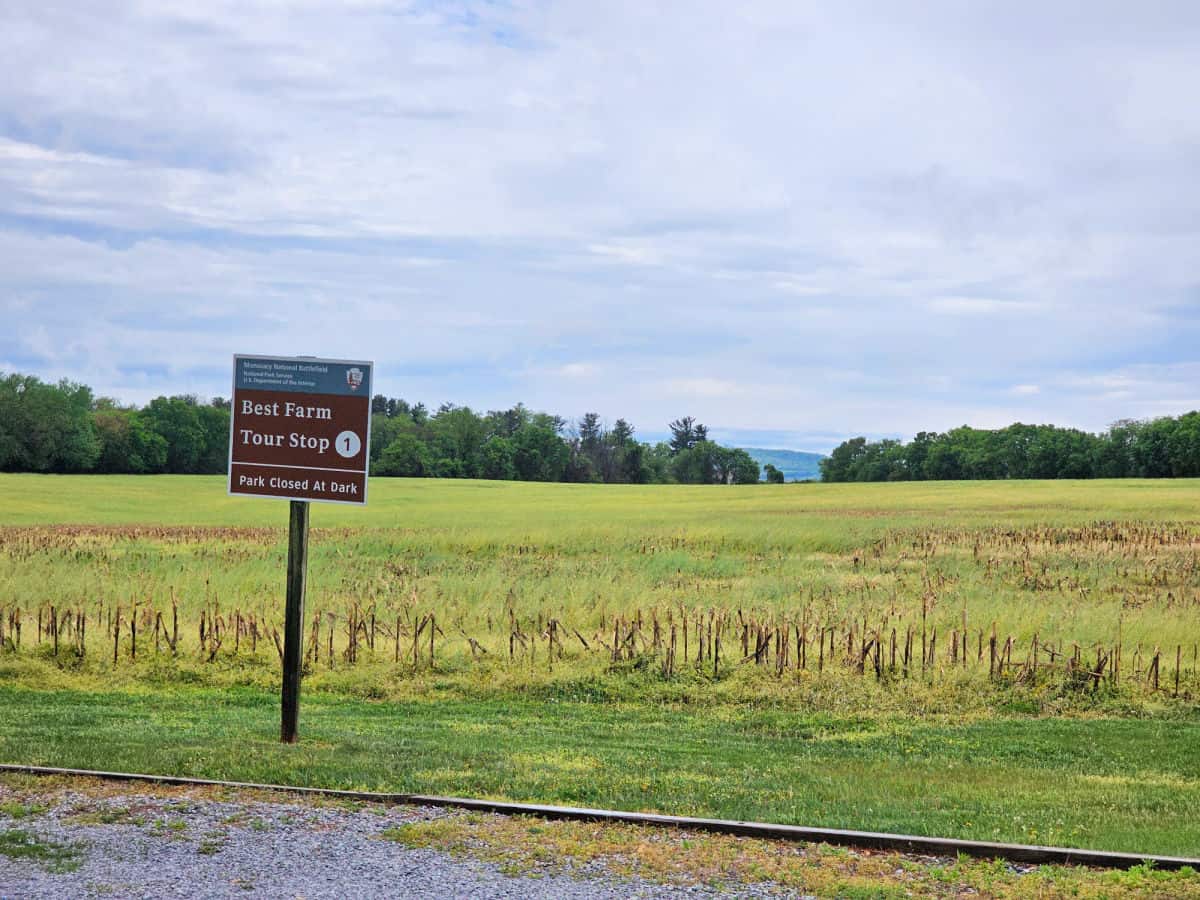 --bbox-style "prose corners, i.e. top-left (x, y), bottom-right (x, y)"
top-left (1, 684), bottom-right (1198, 856)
